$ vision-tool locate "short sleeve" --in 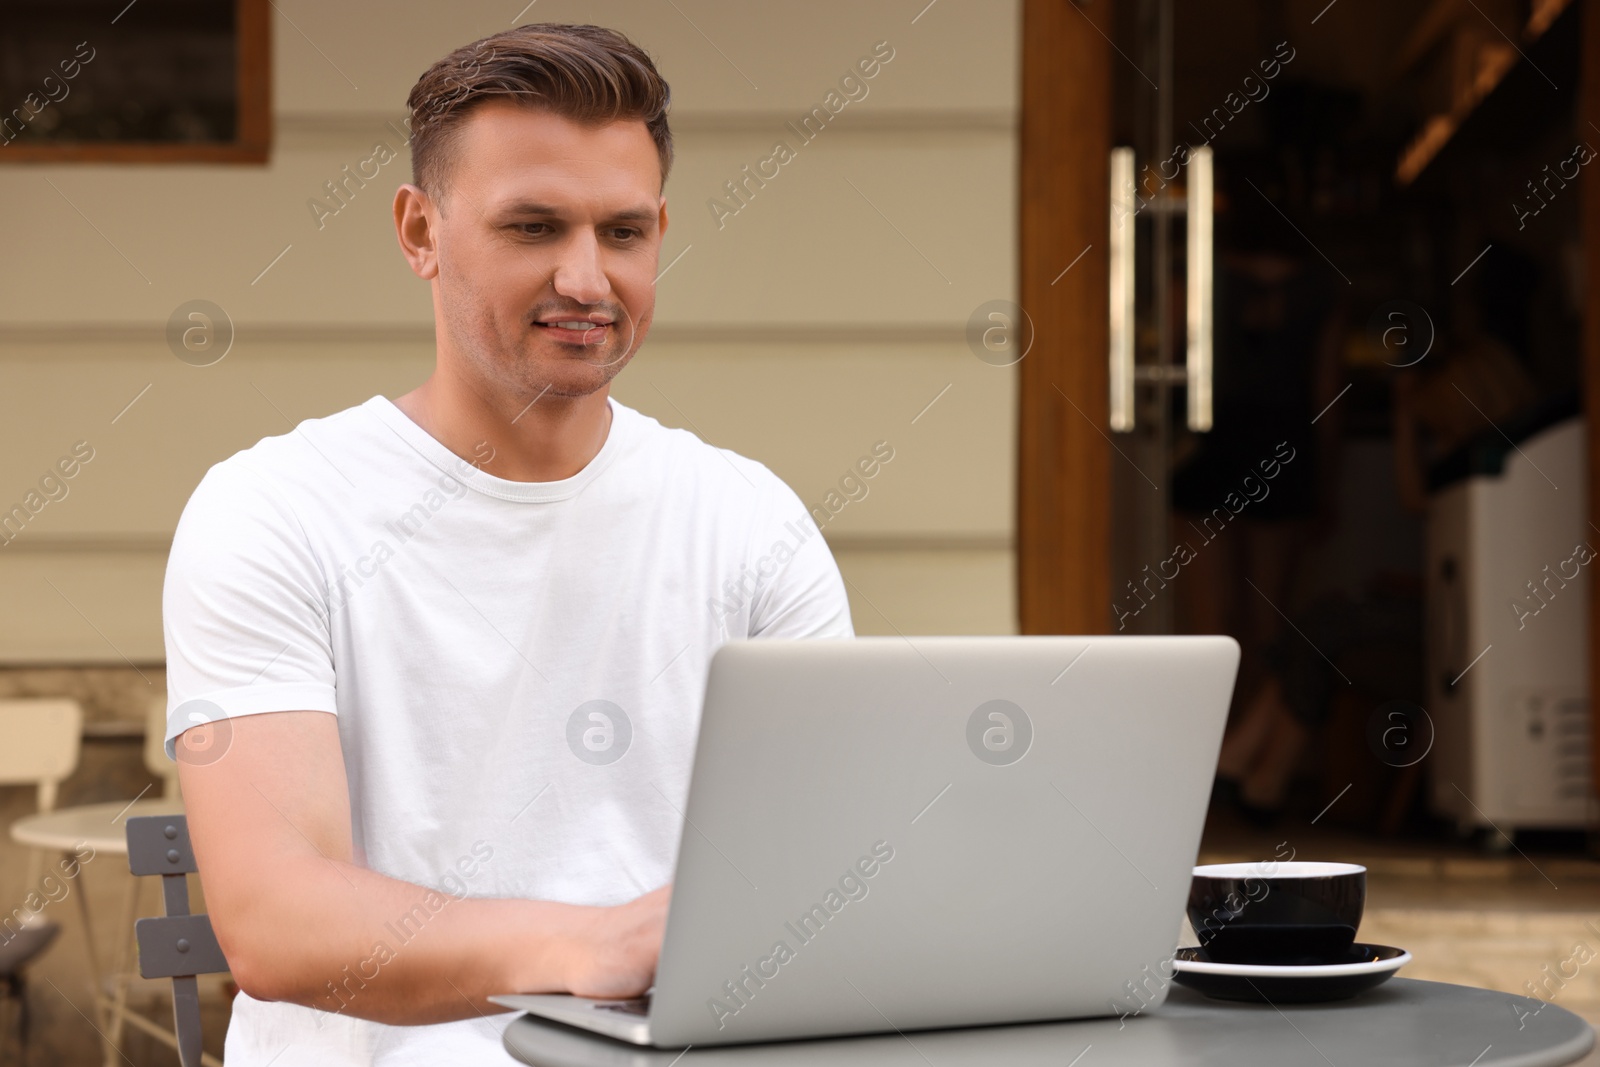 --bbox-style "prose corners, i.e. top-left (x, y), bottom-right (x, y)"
top-left (161, 459), bottom-right (338, 759)
top-left (743, 470), bottom-right (855, 640)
